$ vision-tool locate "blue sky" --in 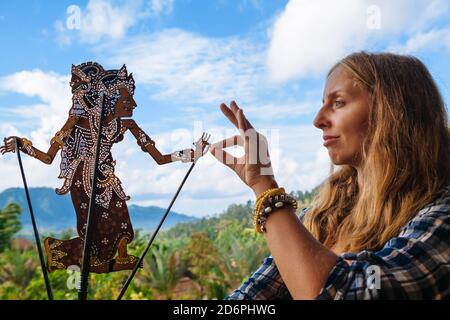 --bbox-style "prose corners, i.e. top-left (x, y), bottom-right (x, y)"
top-left (0, 0), bottom-right (449, 217)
